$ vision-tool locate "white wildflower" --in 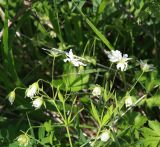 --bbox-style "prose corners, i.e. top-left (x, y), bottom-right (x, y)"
top-left (32, 97), bottom-right (43, 109)
top-left (107, 50), bottom-right (122, 62)
top-left (100, 130), bottom-right (110, 142)
top-left (139, 60), bottom-right (154, 72)
top-left (7, 91), bottom-right (15, 105)
top-left (92, 86), bottom-right (101, 97)
top-left (17, 134), bottom-right (30, 147)
top-left (25, 82), bottom-right (39, 99)
top-left (116, 54), bottom-right (131, 71)
top-left (125, 96), bottom-right (133, 108)
top-left (64, 49), bottom-right (86, 67)
top-left (107, 50), bottom-right (132, 71)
